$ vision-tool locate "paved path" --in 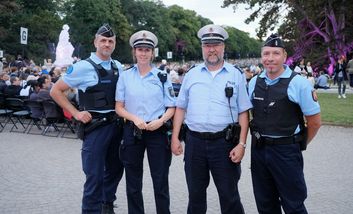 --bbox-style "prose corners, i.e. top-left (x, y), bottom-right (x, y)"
top-left (0, 125), bottom-right (353, 213)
